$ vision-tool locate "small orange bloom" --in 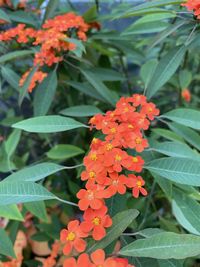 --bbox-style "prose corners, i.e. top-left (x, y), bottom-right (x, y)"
top-left (81, 206), bottom-right (112, 240)
top-left (126, 175), bottom-right (147, 198)
top-left (182, 0), bottom-right (200, 18)
top-left (63, 253), bottom-right (92, 267)
top-left (60, 220), bottom-right (88, 255)
top-left (77, 184), bottom-right (107, 211)
top-left (182, 88), bottom-right (191, 102)
top-left (90, 249), bottom-right (117, 267)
